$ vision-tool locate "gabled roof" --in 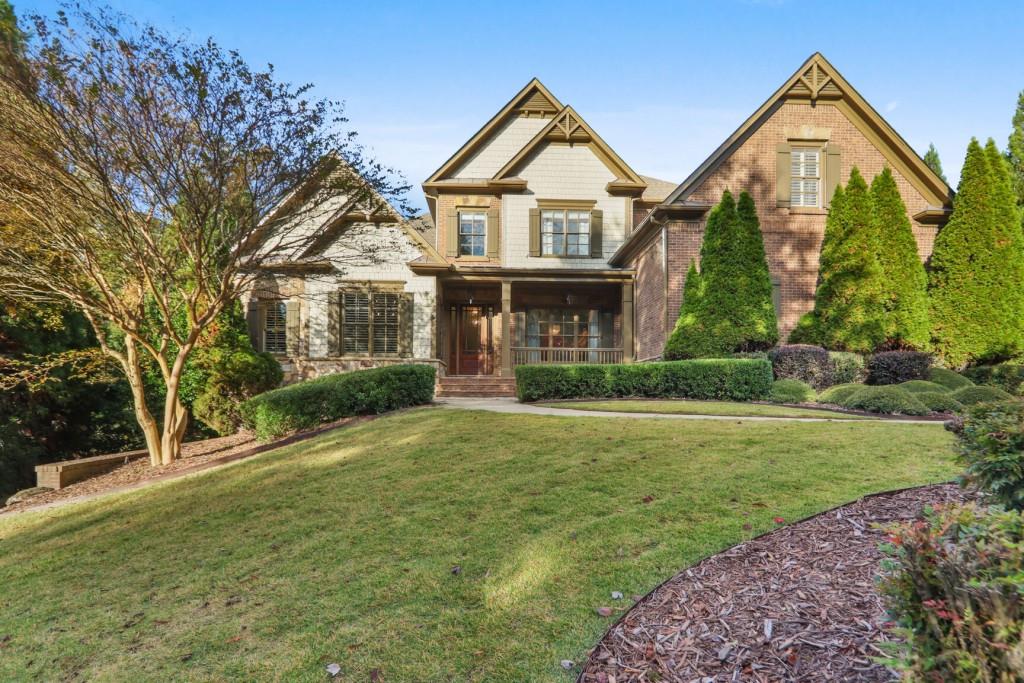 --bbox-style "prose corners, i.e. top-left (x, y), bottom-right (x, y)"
top-left (423, 78), bottom-right (563, 187)
top-left (491, 105), bottom-right (646, 193)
